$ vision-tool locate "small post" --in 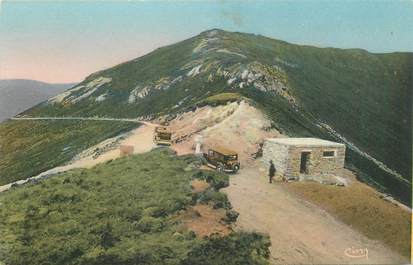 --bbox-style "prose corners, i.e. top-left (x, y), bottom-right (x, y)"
top-left (194, 135), bottom-right (203, 155)
top-left (120, 145), bottom-right (134, 157)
